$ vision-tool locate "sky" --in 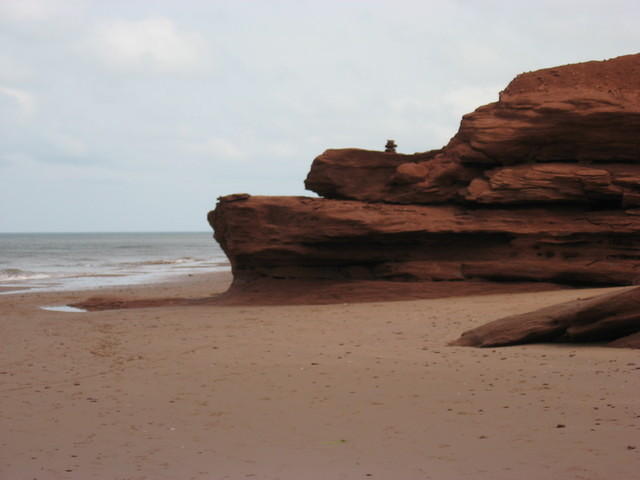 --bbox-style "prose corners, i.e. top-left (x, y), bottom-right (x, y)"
top-left (1, 0), bottom-right (639, 232)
